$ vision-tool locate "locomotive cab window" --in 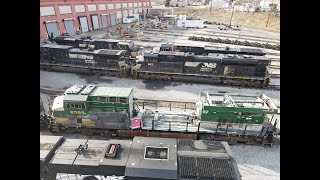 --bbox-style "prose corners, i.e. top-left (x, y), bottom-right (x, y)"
top-left (109, 97), bottom-right (117, 102)
top-left (119, 98), bottom-right (128, 103)
top-left (99, 97), bottom-right (107, 103)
